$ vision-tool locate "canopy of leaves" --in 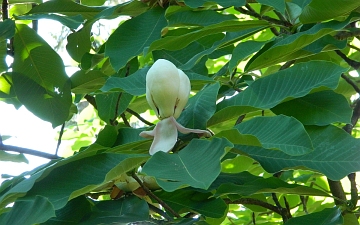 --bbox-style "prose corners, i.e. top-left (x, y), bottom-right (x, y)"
top-left (1, 0), bottom-right (360, 224)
